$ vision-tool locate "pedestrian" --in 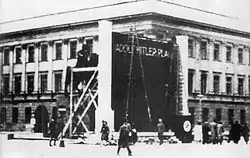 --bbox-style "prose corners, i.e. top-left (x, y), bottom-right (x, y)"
top-left (157, 118), bottom-right (165, 145)
top-left (49, 118), bottom-right (58, 146)
top-left (30, 113), bottom-right (36, 133)
top-left (216, 122), bottom-right (224, 145)
top-left (241, 122), bottom-right (249, 144)
top-left (210, 119), bottom-right (217, 144)
top-left (232, 121), bottom-right (241, 144)
top-left (202, 122), bottom-right (210, 144)
top-left (130, 123), bottom-right (138, 145)
top-left (101, 120), bottom-right (110, 145)
top-left (117, 119), bottom-right (132, 156)
top-left (193, 122), bottom-right (202, 143)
